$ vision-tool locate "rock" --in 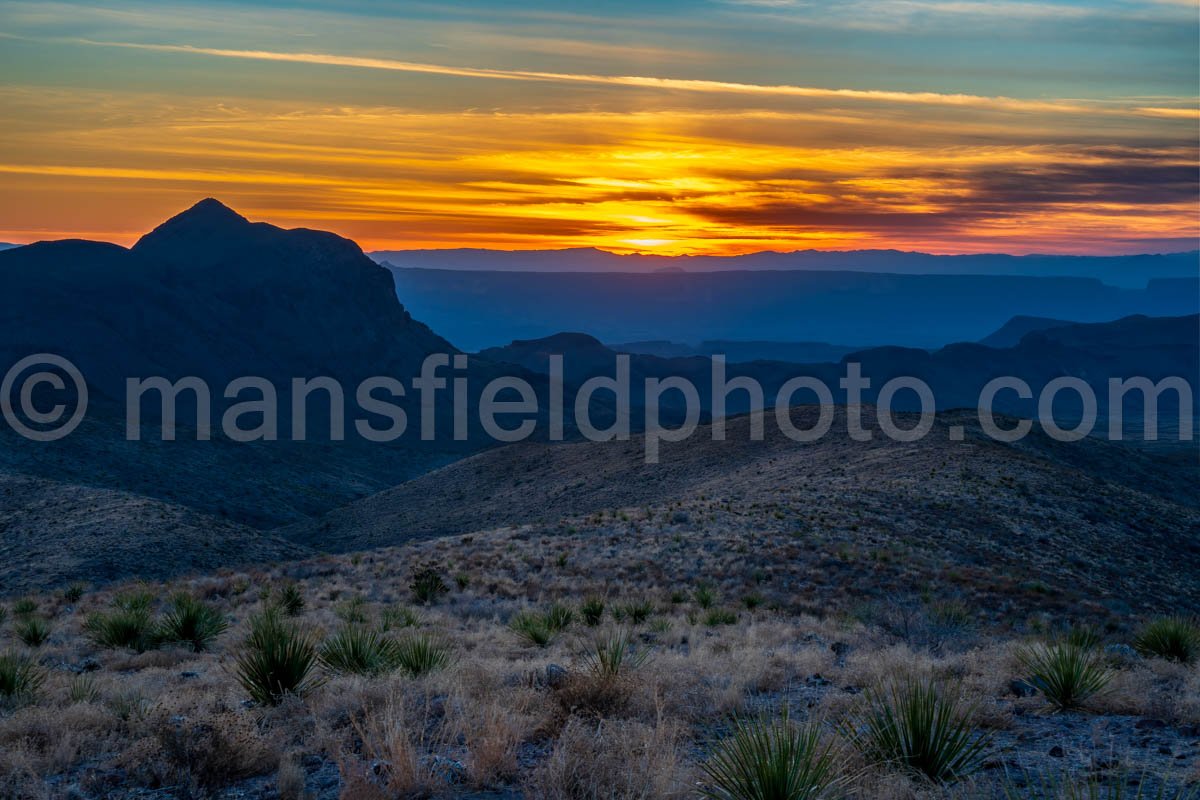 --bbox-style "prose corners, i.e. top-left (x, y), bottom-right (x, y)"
top-left (546, 664), bottom-right (569, 689)
top-left (830, 641), bottom-right (850, 658)
top-left (425, 755), bottom-right (466, 784)
top-left (1049, 745), bottom-right (1065, 758)
top-left (807, 673), bottom-right (831, 687)
top-left (180, 671), bottom-right (200, 679)
top-left (1009, 679), bottom-right (1038, 697)
top-left (1104, 643), bottom-right (1141, 665)
top-left (1135, 718), bottom-right (1167, 731)
top-left (1179, 724), bottom-right (1200, 737)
